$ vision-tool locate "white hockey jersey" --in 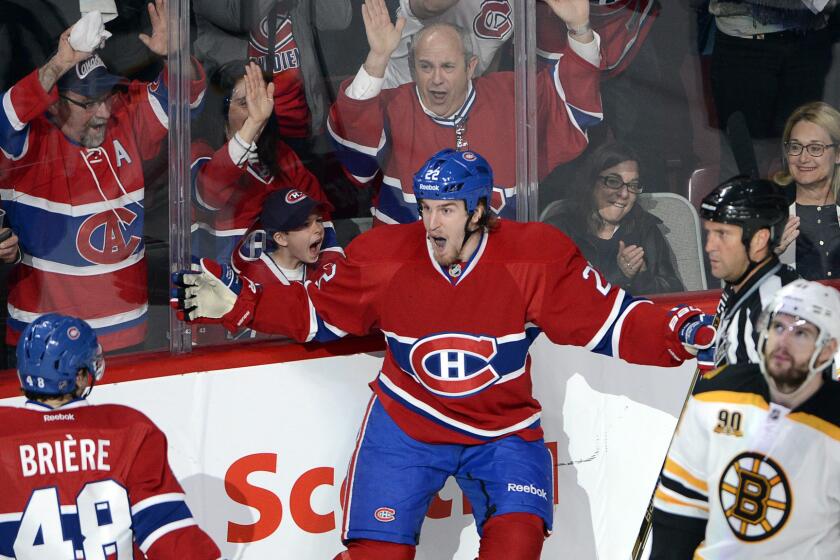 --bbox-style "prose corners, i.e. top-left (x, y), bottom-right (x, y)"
top-left (652, 364), bottom-right (840, 559)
